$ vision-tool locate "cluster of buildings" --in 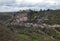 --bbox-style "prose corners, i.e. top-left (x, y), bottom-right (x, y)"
top-left (15, 13), bottom-right (28, 22)
top-left (11, 10), bottom-right (60, 28)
